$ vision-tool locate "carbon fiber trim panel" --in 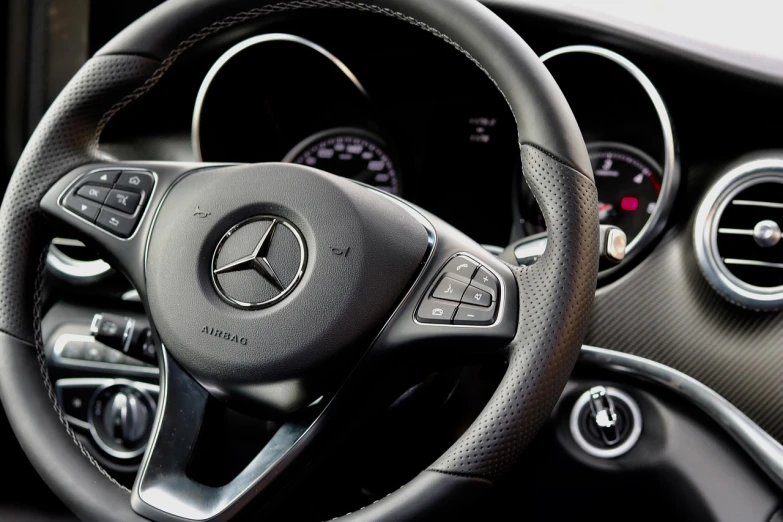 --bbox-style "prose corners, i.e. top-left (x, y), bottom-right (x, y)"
top-left (586, 226), bottom-right (783, 442)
